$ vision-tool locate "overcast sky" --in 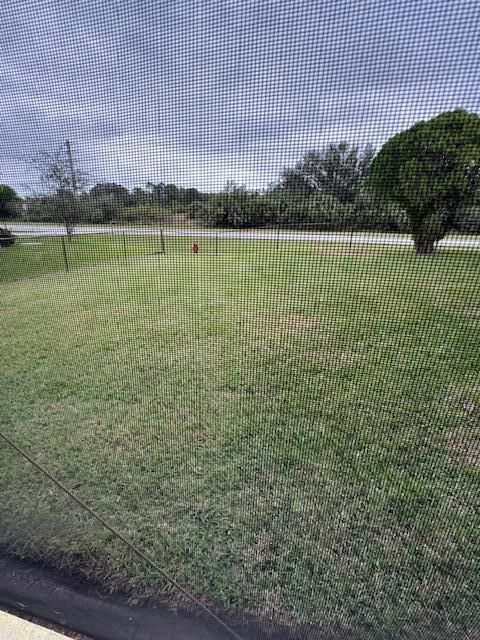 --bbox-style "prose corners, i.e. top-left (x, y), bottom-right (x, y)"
top-left (2, 0), bottom-right (480, 194)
